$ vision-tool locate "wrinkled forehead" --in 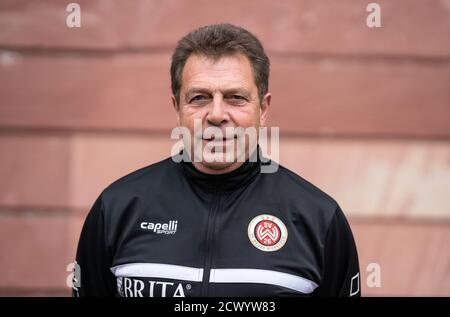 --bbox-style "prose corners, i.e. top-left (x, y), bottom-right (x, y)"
top-left (181, 53), bottom-right (256, 93)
